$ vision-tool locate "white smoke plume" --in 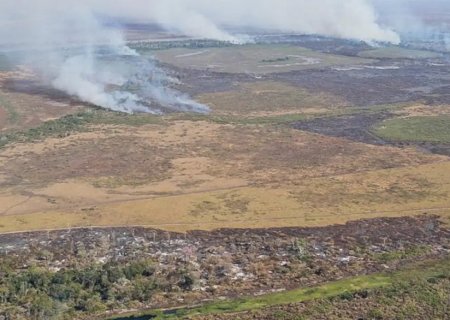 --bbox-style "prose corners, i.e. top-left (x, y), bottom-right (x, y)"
top-left (93, 0), bottom-right (400, 44)
top-left (372, 0), bottom-right (450, 50)
top-left (0, 0), bottom-right (209, 114)
top-left (2, 0), bottom-right (446, 114)
top-left (159, 0), bottom-right (401, 44)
